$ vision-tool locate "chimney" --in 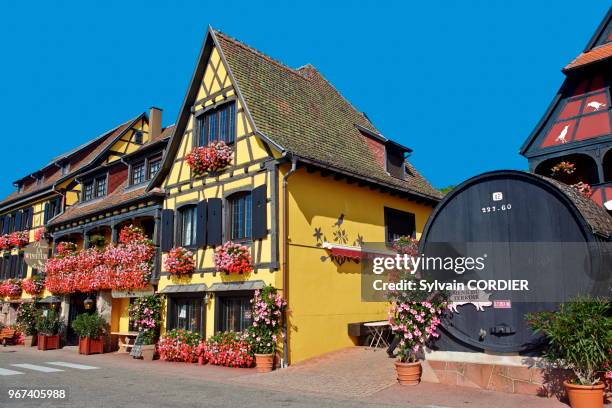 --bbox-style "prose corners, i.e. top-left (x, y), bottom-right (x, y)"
top-left (149, 107), bottom-right (162, 141)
